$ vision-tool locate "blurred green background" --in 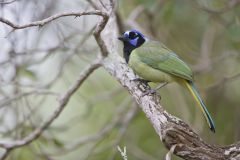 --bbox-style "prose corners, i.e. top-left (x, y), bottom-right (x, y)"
top-left (0, 0), bottom-right (240, 160)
